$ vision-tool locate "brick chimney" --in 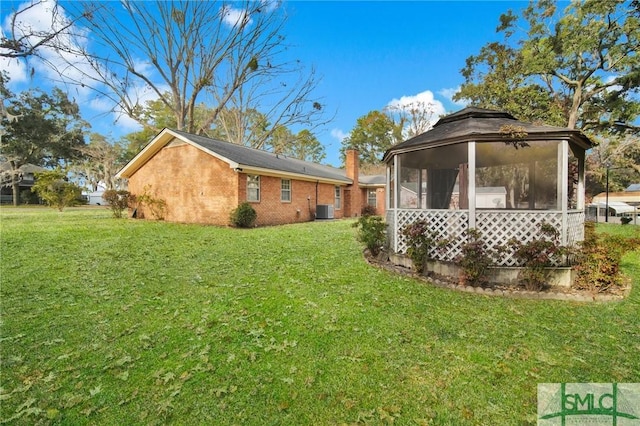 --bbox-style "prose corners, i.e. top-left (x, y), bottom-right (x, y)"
top-left (345, 149), bottom-right (361, 217)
